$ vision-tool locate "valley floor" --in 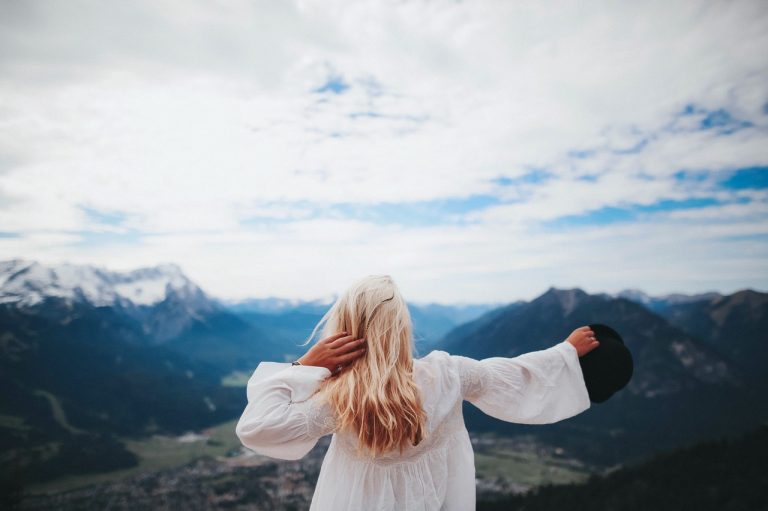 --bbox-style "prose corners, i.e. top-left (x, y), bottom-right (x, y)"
top-left (10, 425), bottom-right (601, 510)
